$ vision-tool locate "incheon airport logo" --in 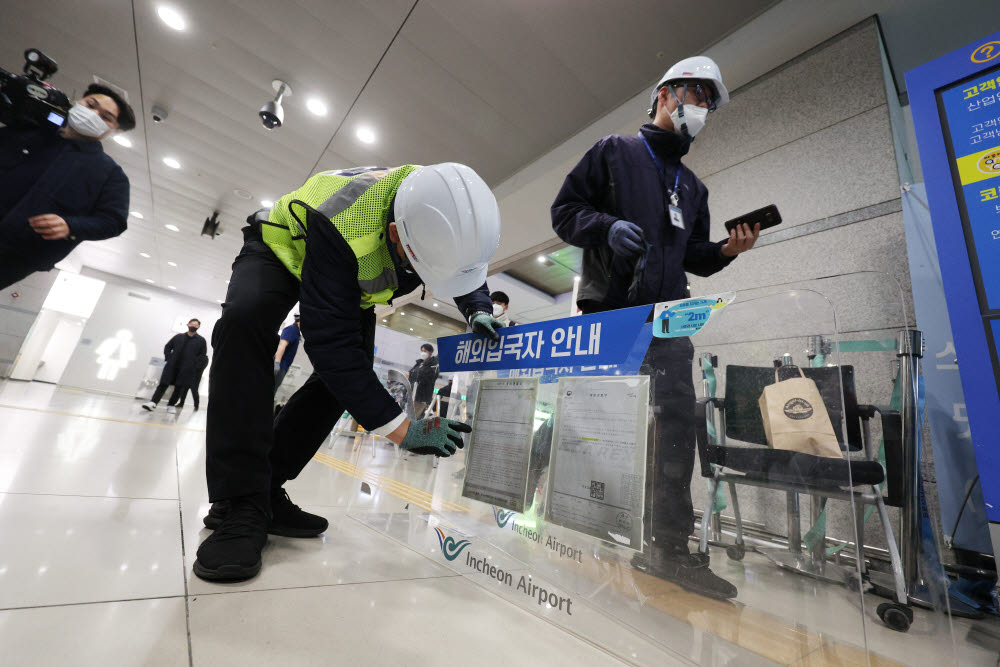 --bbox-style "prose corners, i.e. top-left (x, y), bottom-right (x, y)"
top-left (492, 506), bottom-right (517, 528)
top-left (434, 527), bottom-right (471, 561)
